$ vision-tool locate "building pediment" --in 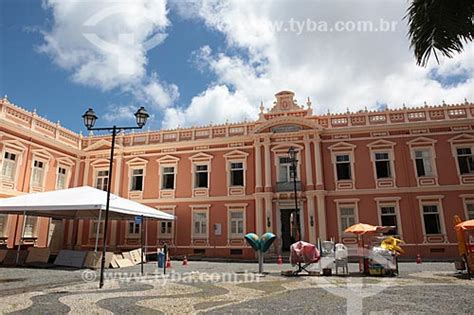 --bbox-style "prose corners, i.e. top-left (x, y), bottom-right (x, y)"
top-left (157, 155), bottom-right (180, 164)
top-left (189, 152), bottom-right (213, 161)
top-left (223, 149), bottom-right (249, 159)
top-left (253, 116), bottom-right (320, 134)
top-left (328, 142), bottom-right (357, 151)
top-left (125, 157), bottom-right (149, 165)
top-left (448, 133), bottom-right (474, 143)
top-left (366, 139), bottom-right (396, 148)
top-left (31, 148), bottom-right (54, 161)
top-left (83, 139), bottom-right (122, 152)
top-left (407, 136), bottom-right (437, 145)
